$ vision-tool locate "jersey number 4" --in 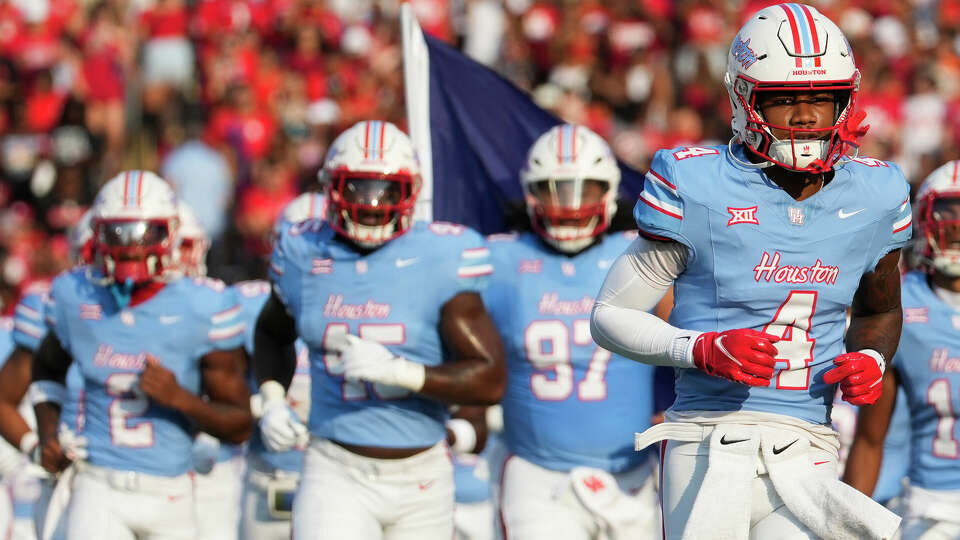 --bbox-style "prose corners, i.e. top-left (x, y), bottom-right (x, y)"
top-left (525, 320), bottom-right (610, 401)
top-left (763, 291), bottom-right (817, 390)
top-left (928, 379), bottom-right (960, 459)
